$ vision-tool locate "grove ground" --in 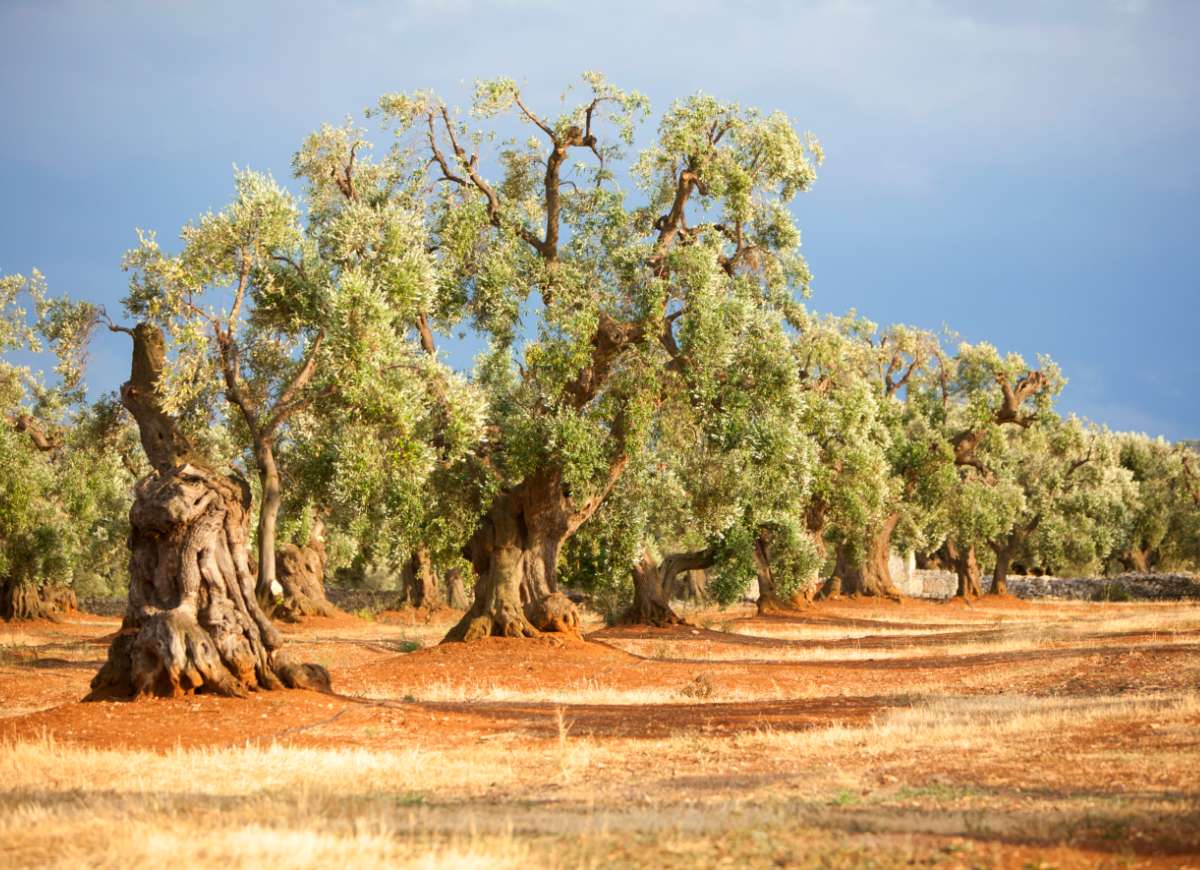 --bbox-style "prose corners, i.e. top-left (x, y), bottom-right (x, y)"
top-left (1, 597), bottom-right (1198, 868)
